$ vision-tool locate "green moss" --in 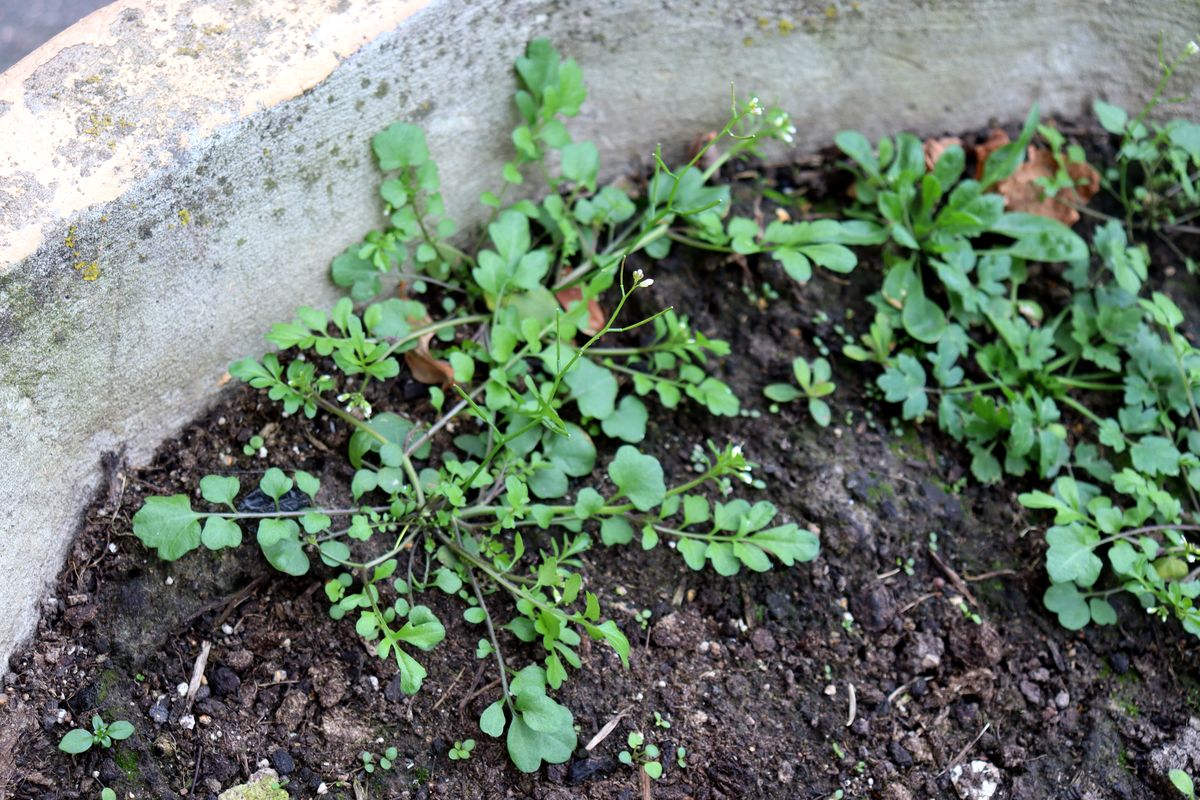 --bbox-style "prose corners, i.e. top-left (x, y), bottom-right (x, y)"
top-left (113, 746), bottom-right (139, 780)
top-left (218, 773), bottom-right (288, 800)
